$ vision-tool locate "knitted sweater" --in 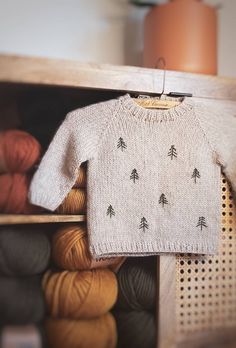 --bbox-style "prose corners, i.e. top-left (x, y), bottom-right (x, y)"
top-left (28, 94), bottom-right (236, 257)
